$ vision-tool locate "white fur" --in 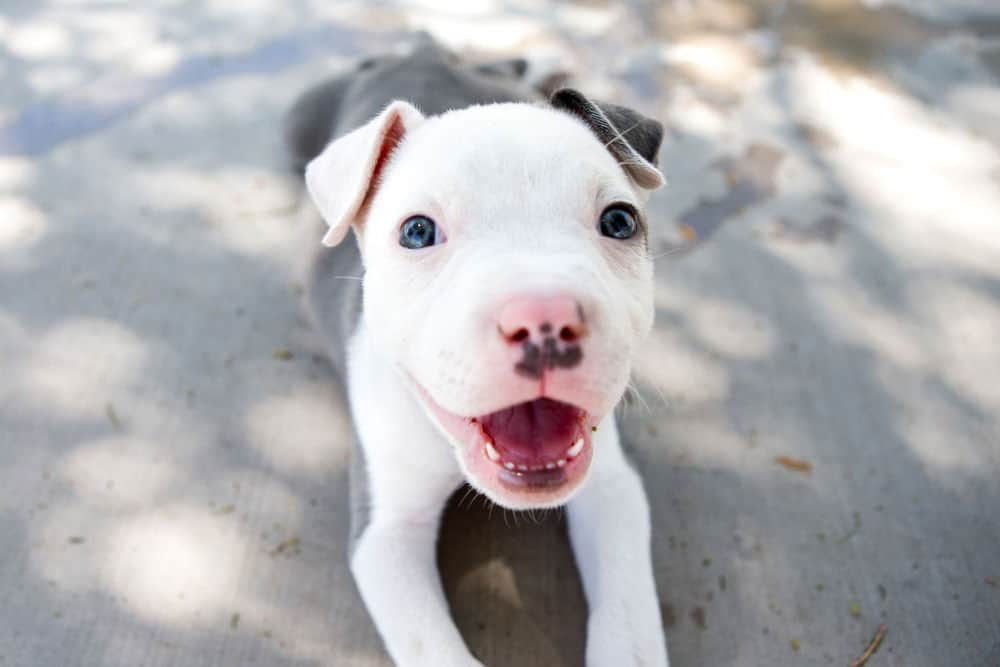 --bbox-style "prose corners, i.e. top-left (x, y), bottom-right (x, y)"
top-left (568, 418), bottom-right (669, 666)
top-left (307, 100), bottom-right (669, 666)
top-left (362, 104), bottom-right (652, 419)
